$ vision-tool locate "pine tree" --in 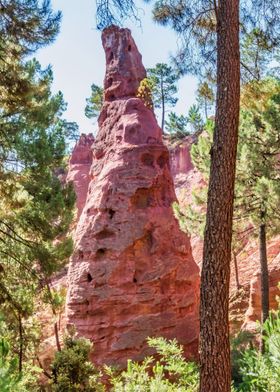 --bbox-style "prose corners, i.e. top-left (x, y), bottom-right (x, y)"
top-left (188, 77), bottom-right (280, 350)
top-left (187, 104), bottom-right (203, 133)
top-left (0, 2), bottom-right (75, 374)
top-left (197, 81), bottom-right (215, 119)
top-left (236, 78), bottom-right (280, 348)
top-left (0, 60), bottom-right (75, 374)
top-left (147, 63), bottom-right (179, 132)
top-left (165, 111), bottom-right (188, 139)
top-left (85, 83), bottom-right (104, 122)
